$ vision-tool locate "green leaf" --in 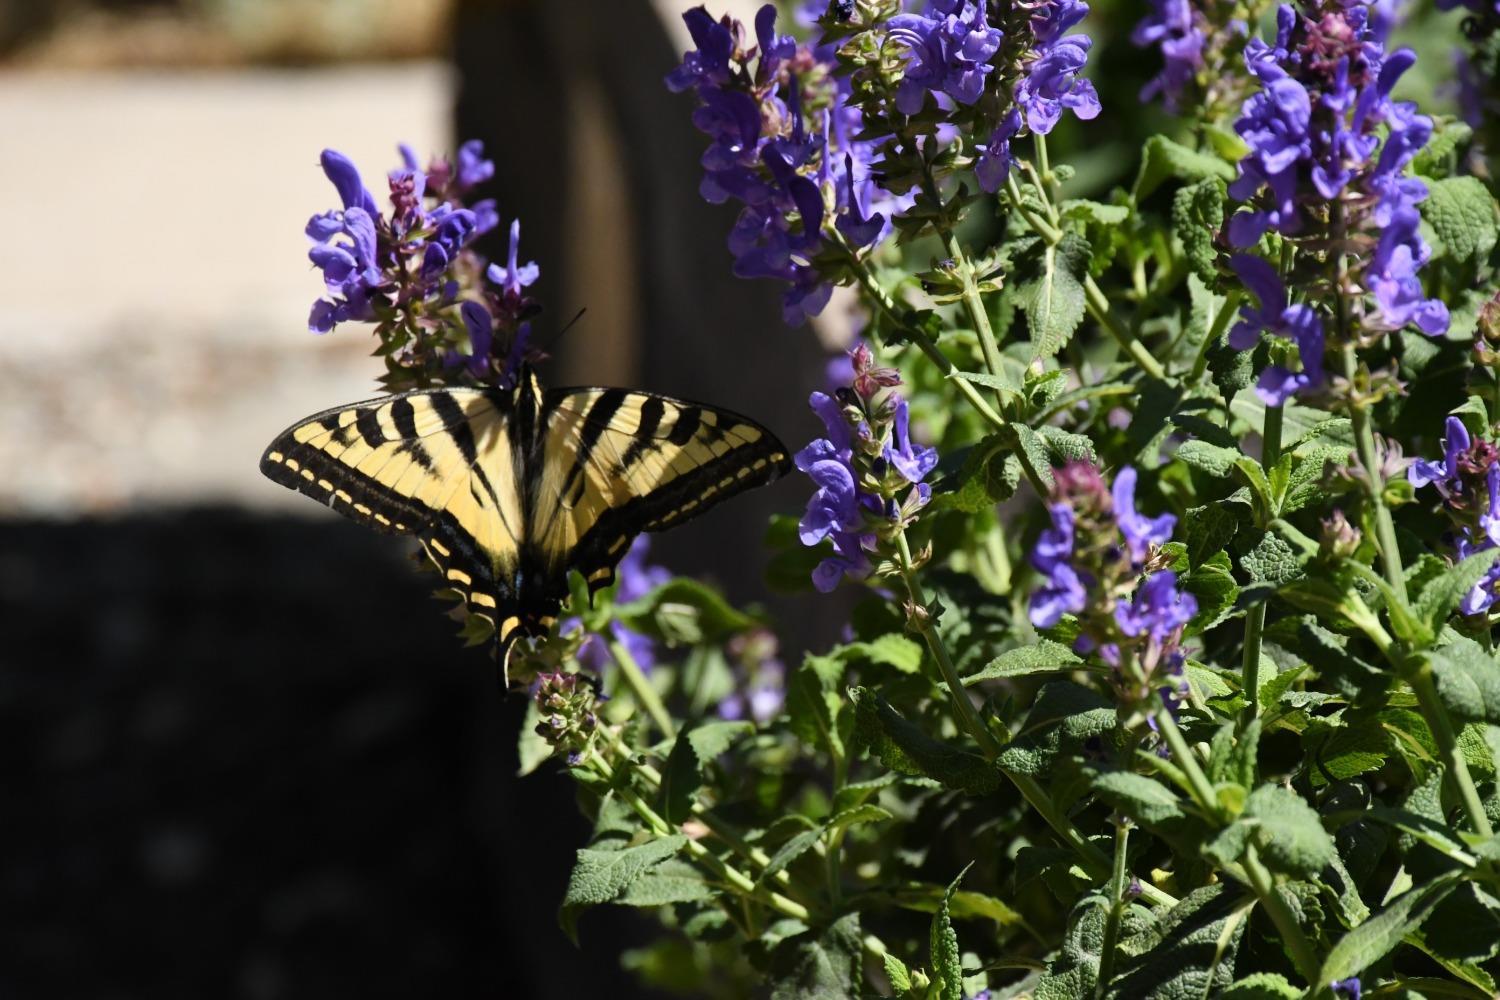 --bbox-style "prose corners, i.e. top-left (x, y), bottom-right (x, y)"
top-left (1240, 530), bottom-right (1305, 587)
top-left (1037, 424), bottom-right (1098, 465)
top-left (1173, 180), bottom-right (1227, 284)
top-left (1424, 175), bottom-right (1499, 265)
top-left (951, 369), bottom-right (1022, 395)
top-left (1092, 771), bottom-right (1187, 828)
top-left (996, 681), bottom-right (1115, 776)
top-left (826, 803), bottom-right (893, 835)
top-left (1133, 134), bottom-right (1235, 203)
top-left (1429, 637), bottom-right (1500, 724)
top-left (1423, 882), bottom-right (1500, 962)
top-left (1106, 884), bottom-right (1249, 999)
top-left (1413, 120), bottom-right (1473, 175)
top-left (659, 720), bottom-right (755, 823)
top-left (788, 654), bottom-right (847, 758)
top-left (1061, 198), bottom-right (1129, 225)
top-left (560, 835), bottom-right (687, 940)
top-left (1182, 504), bottom-right (1241, 567)
top-left (770, 912), bottom-right (863, 1000)
top-left (1416, 548), bottom-right (1500, 632)
top-left (1243, 785), bottom-right (1335, 879)
top-left (929, 869), bottom-right (968, 1000)
top-left (1035, 895), bottom-right (1109, 1000)
top-left (850, 687), bottom-right (1000, 795)
top-left (1217, 972), bottom-right (1303, 999)
top-left (1020, 233), bottom-right (1090, 361)
top-left (882, 952), bottom-right (914, 994)
top-left (1306, 720), bottom-right (1392, 787)
top-left (760, 829), bottom-right (823, 884)
top-left (1177, 440), bottom-right (1241, 478)
top-left (963, 639), bottom-right (1083, 685)
top-left (1318, 874), bottom-right (1462, 987)
top-left (1183, 551), bottom-right (1239, 634)
top-left (614, 578), bottom-right (758, 644)
top-left (616, 858), bottom-right (715, 906)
